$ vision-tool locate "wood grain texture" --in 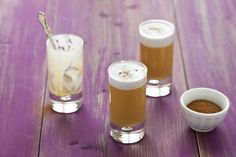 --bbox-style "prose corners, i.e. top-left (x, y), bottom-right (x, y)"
top-left (174, 0), bottom-right (236, 156)
top-left (2, 0), bottom-right (235, 156)
top-left (0, 0), bottom-right (48, 156)
top-left (39, 0), bottom-right (198, 157)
